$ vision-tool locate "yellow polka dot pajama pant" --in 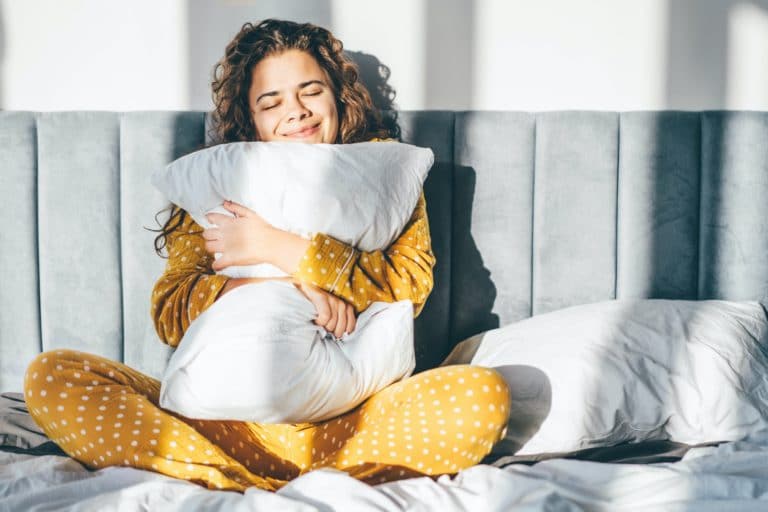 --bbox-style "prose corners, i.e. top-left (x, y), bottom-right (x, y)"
top-left (24, 350), bottom-right (510, 492)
